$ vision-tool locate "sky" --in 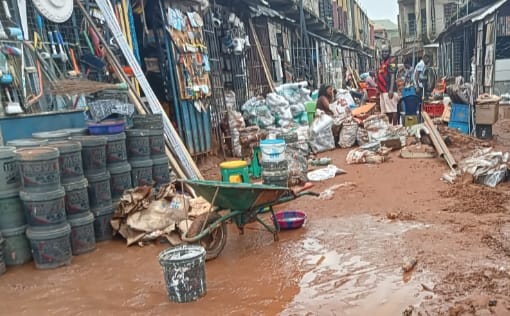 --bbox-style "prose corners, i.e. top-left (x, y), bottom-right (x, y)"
top-left (356, 0), bottom-right (399, 24)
